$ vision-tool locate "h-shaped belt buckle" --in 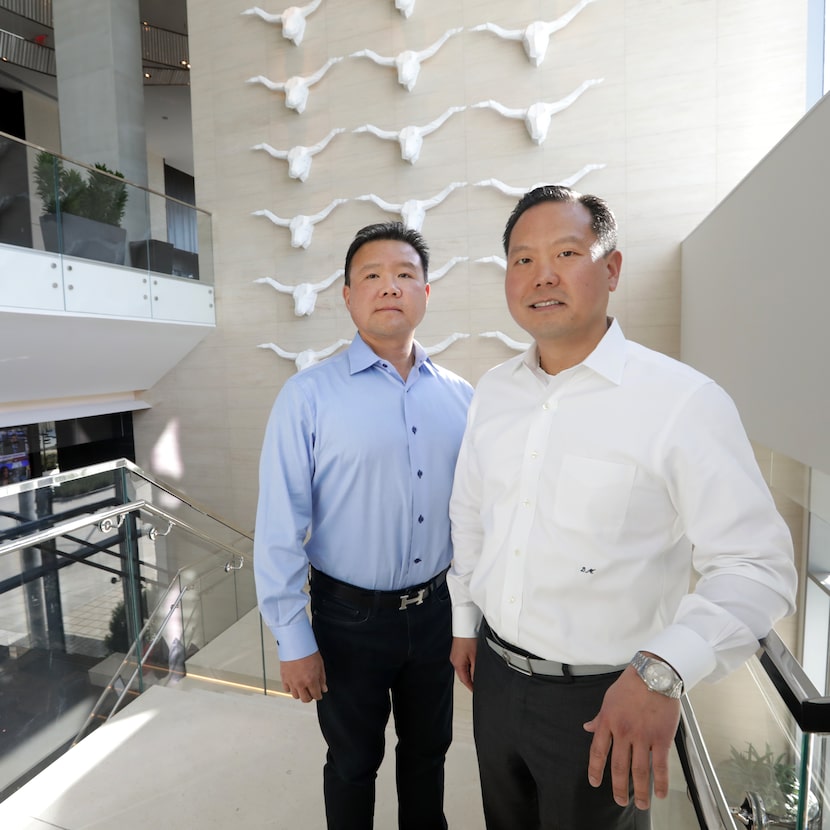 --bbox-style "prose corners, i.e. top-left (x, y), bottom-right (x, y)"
top-left (399, 588), bottom-right (426, 610)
